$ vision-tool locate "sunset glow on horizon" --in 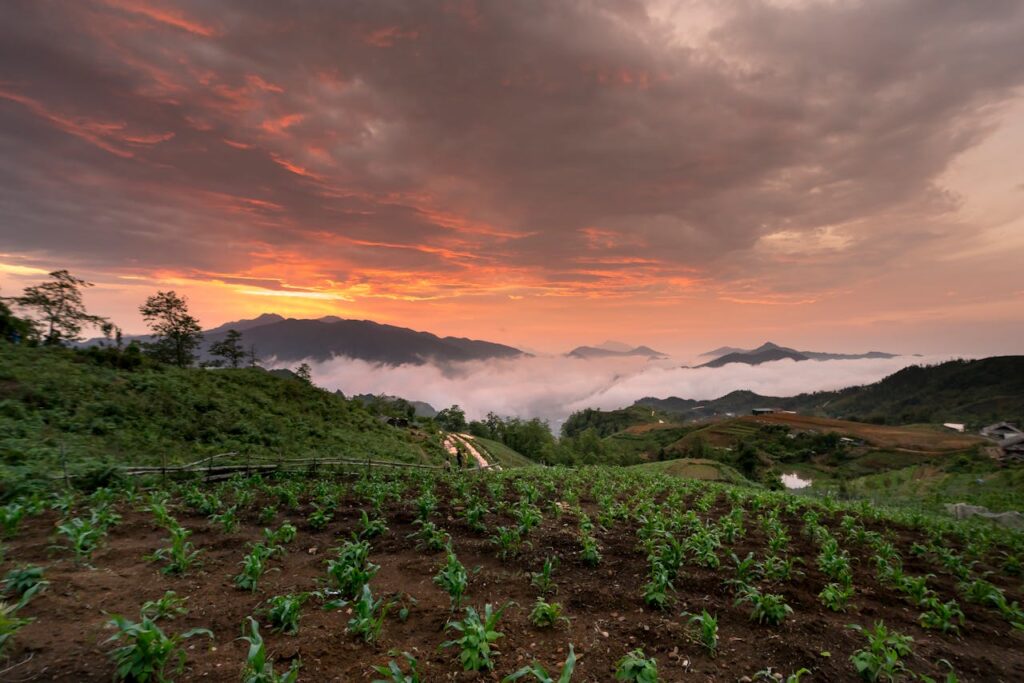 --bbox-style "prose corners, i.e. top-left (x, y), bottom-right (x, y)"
top-left (2, 1), bottom-right (1023, 356)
